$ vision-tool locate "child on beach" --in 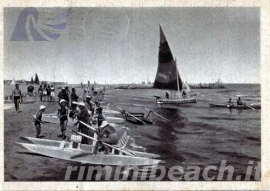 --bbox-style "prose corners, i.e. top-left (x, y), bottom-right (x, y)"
top-left (58, 99), bottom-right (69, 139)
top-left (34, 105), bottom-right (46, 138)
